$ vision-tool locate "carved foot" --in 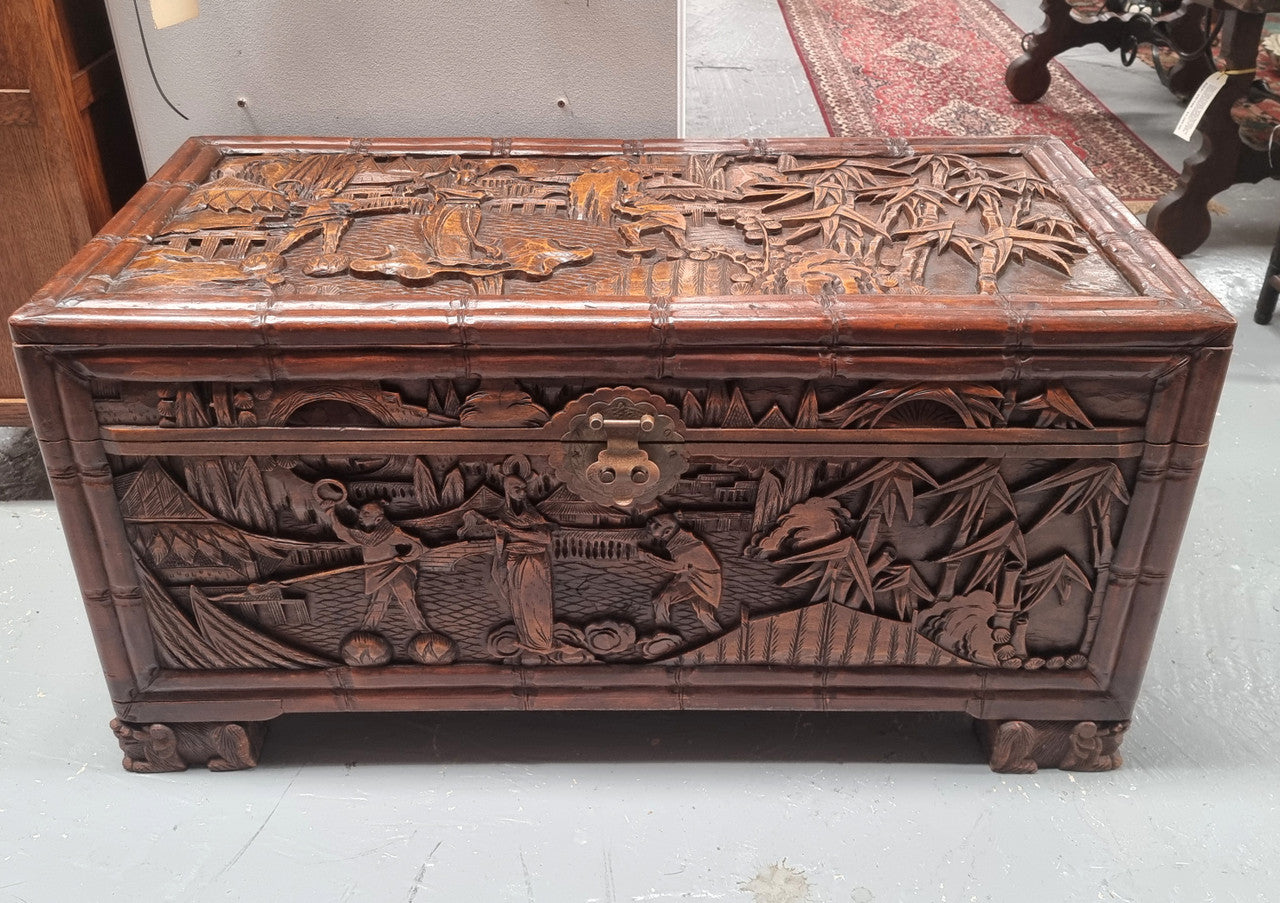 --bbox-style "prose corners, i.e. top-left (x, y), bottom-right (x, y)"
top-left (1255, 221), bottom-right (1280, 324)
top-left (1147, 10), bottom-right (1269, 256)
top-left (1005, 0), bottom-right (1130, 103)
top-left (978, 719), bottom-right (1128, 773)
top-left (1257, 275), bottom-right (1279, 325)
top-left (1145, 188), bottom-right (1215, 257)
top-left (111, 718), bottom-right (268, 773)
top-left (1005, 53), bottom-right (1053, 105)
